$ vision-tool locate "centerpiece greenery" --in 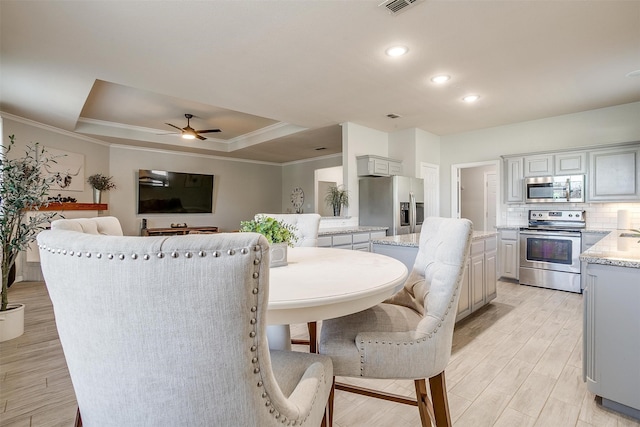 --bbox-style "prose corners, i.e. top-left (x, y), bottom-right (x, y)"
top-left (1, 135), bottom-right (56, 312)
top-left (325, 185), bottom-right (349, 217)
top-left (239, 215), bottom-right (298, 247)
